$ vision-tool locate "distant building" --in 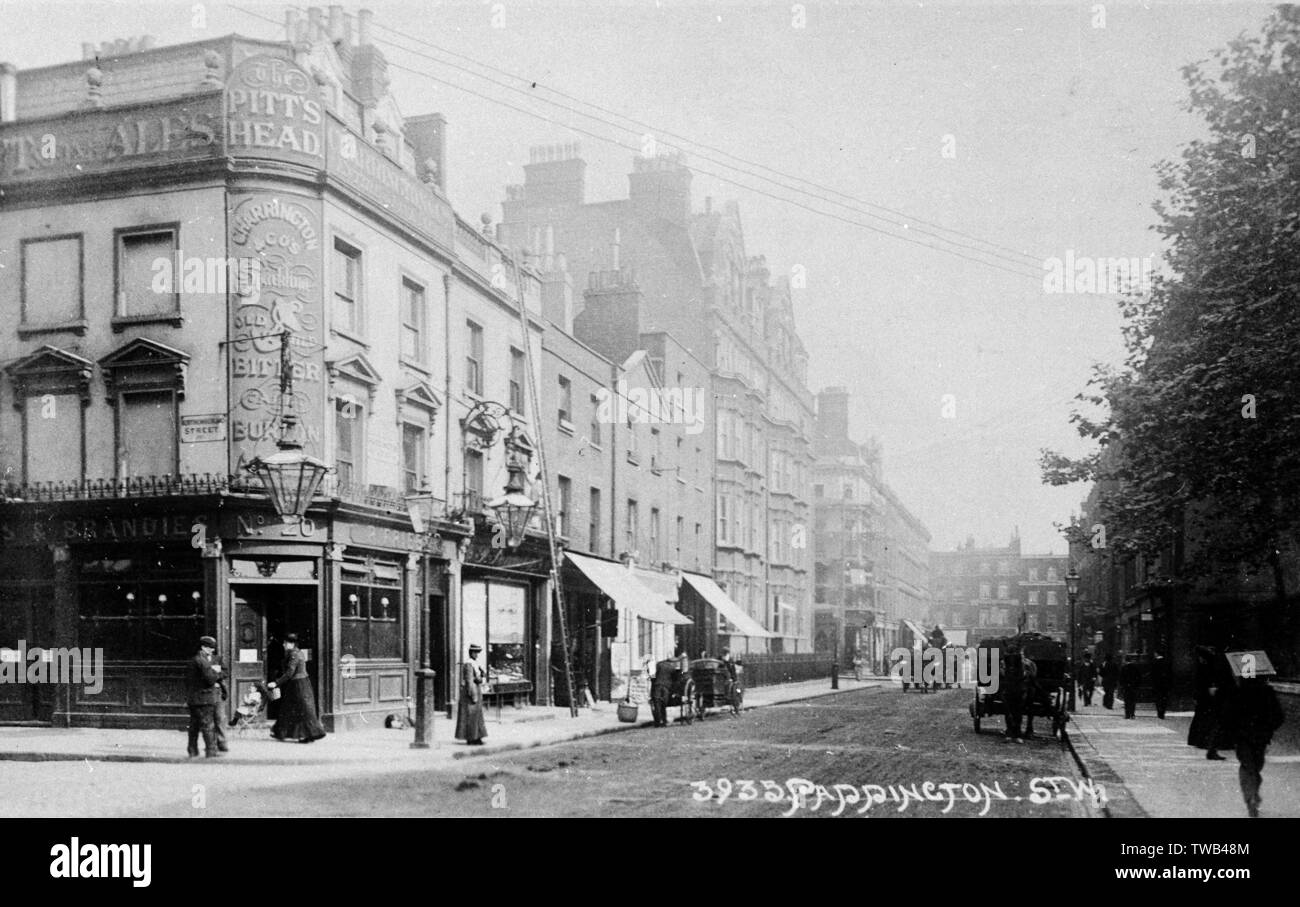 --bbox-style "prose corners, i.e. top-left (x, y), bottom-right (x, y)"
top-left (812, 387), bottom-right (931, 669)
top-left (928, 534), bottom-right (1067, 646)
top-left (500, 148), bottom-right (816, 650)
